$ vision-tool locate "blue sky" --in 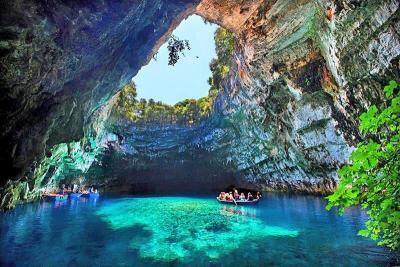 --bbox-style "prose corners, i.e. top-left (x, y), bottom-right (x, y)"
top-left (133, 15), bottom-right (217, 105)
